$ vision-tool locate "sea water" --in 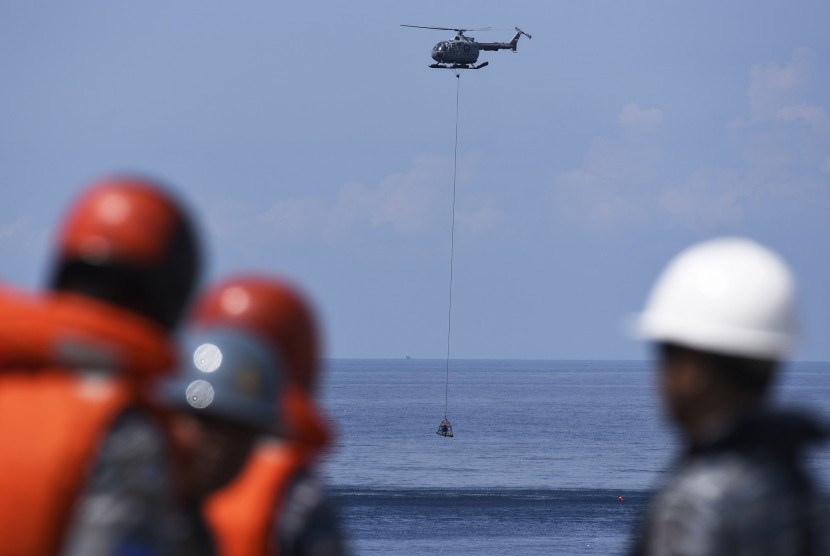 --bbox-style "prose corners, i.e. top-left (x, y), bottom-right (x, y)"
top-left (318, 360), bottom-right (830, 555)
